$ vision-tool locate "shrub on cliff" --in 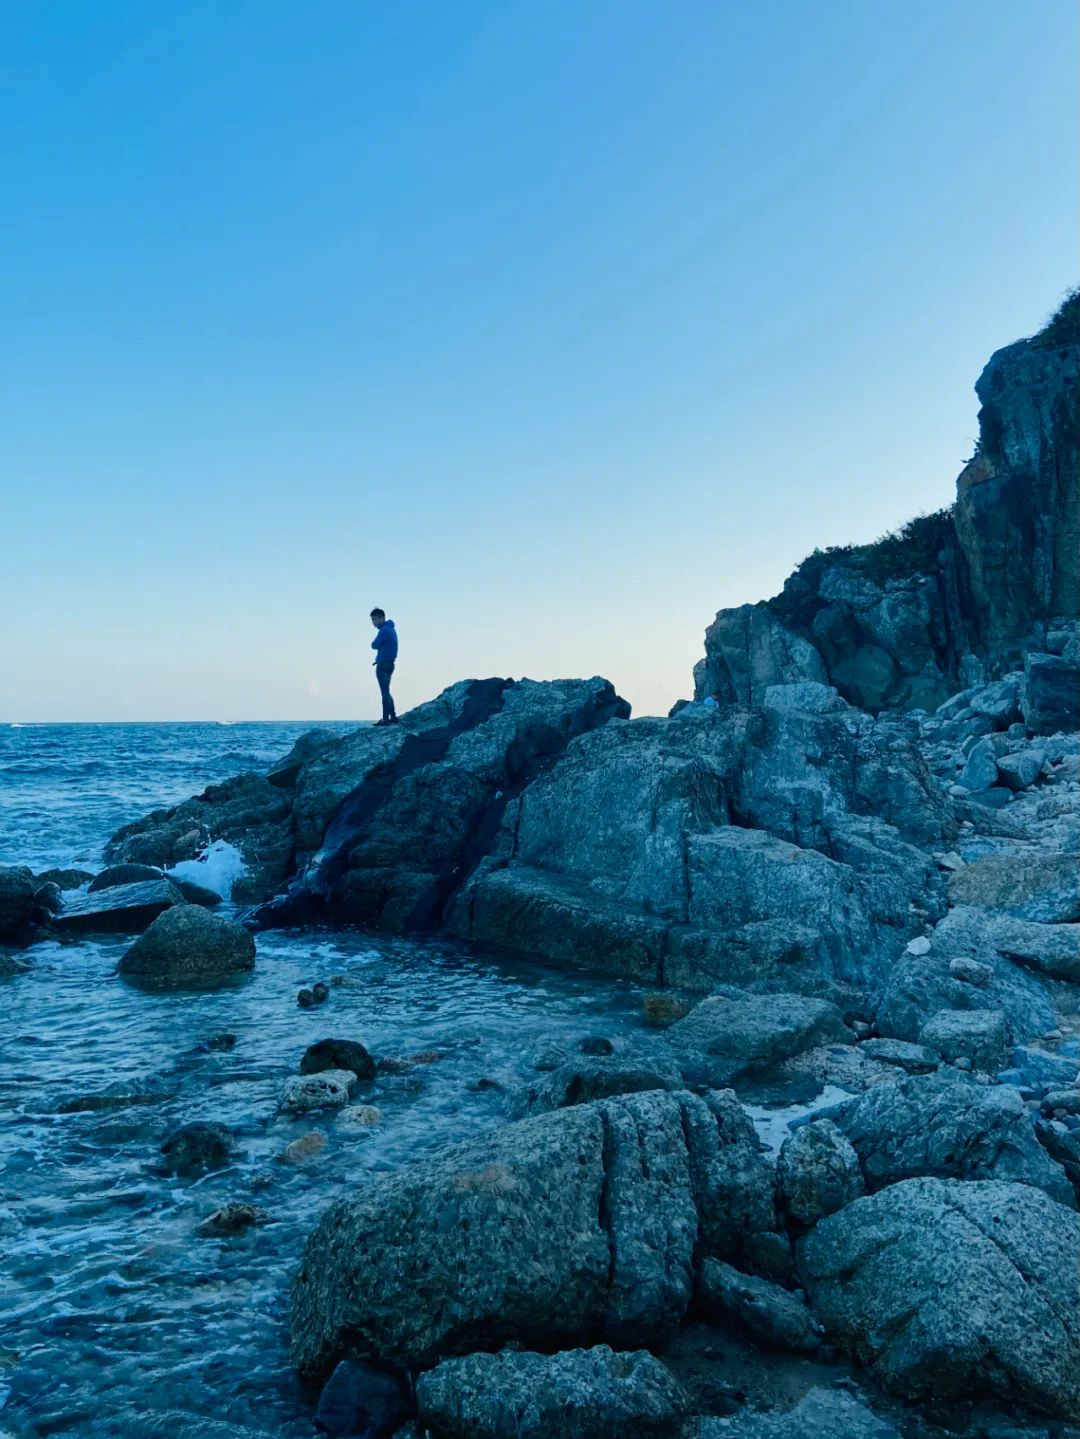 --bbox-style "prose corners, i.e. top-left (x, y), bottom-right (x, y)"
top-left (1032, 286), bottom-right (1080, 348)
